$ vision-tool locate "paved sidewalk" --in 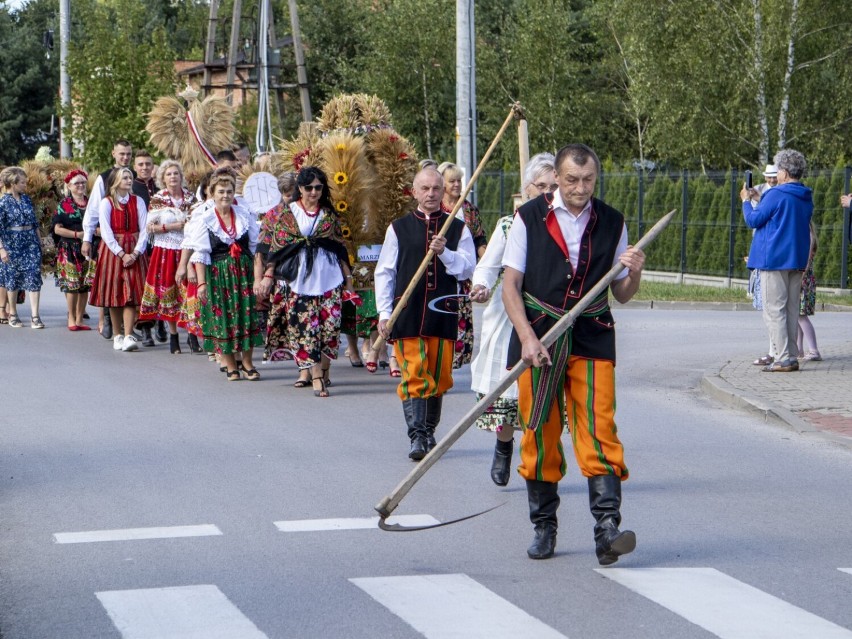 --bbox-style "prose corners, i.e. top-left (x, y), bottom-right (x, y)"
top-left (701, 343), bottom-right (852, 447)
